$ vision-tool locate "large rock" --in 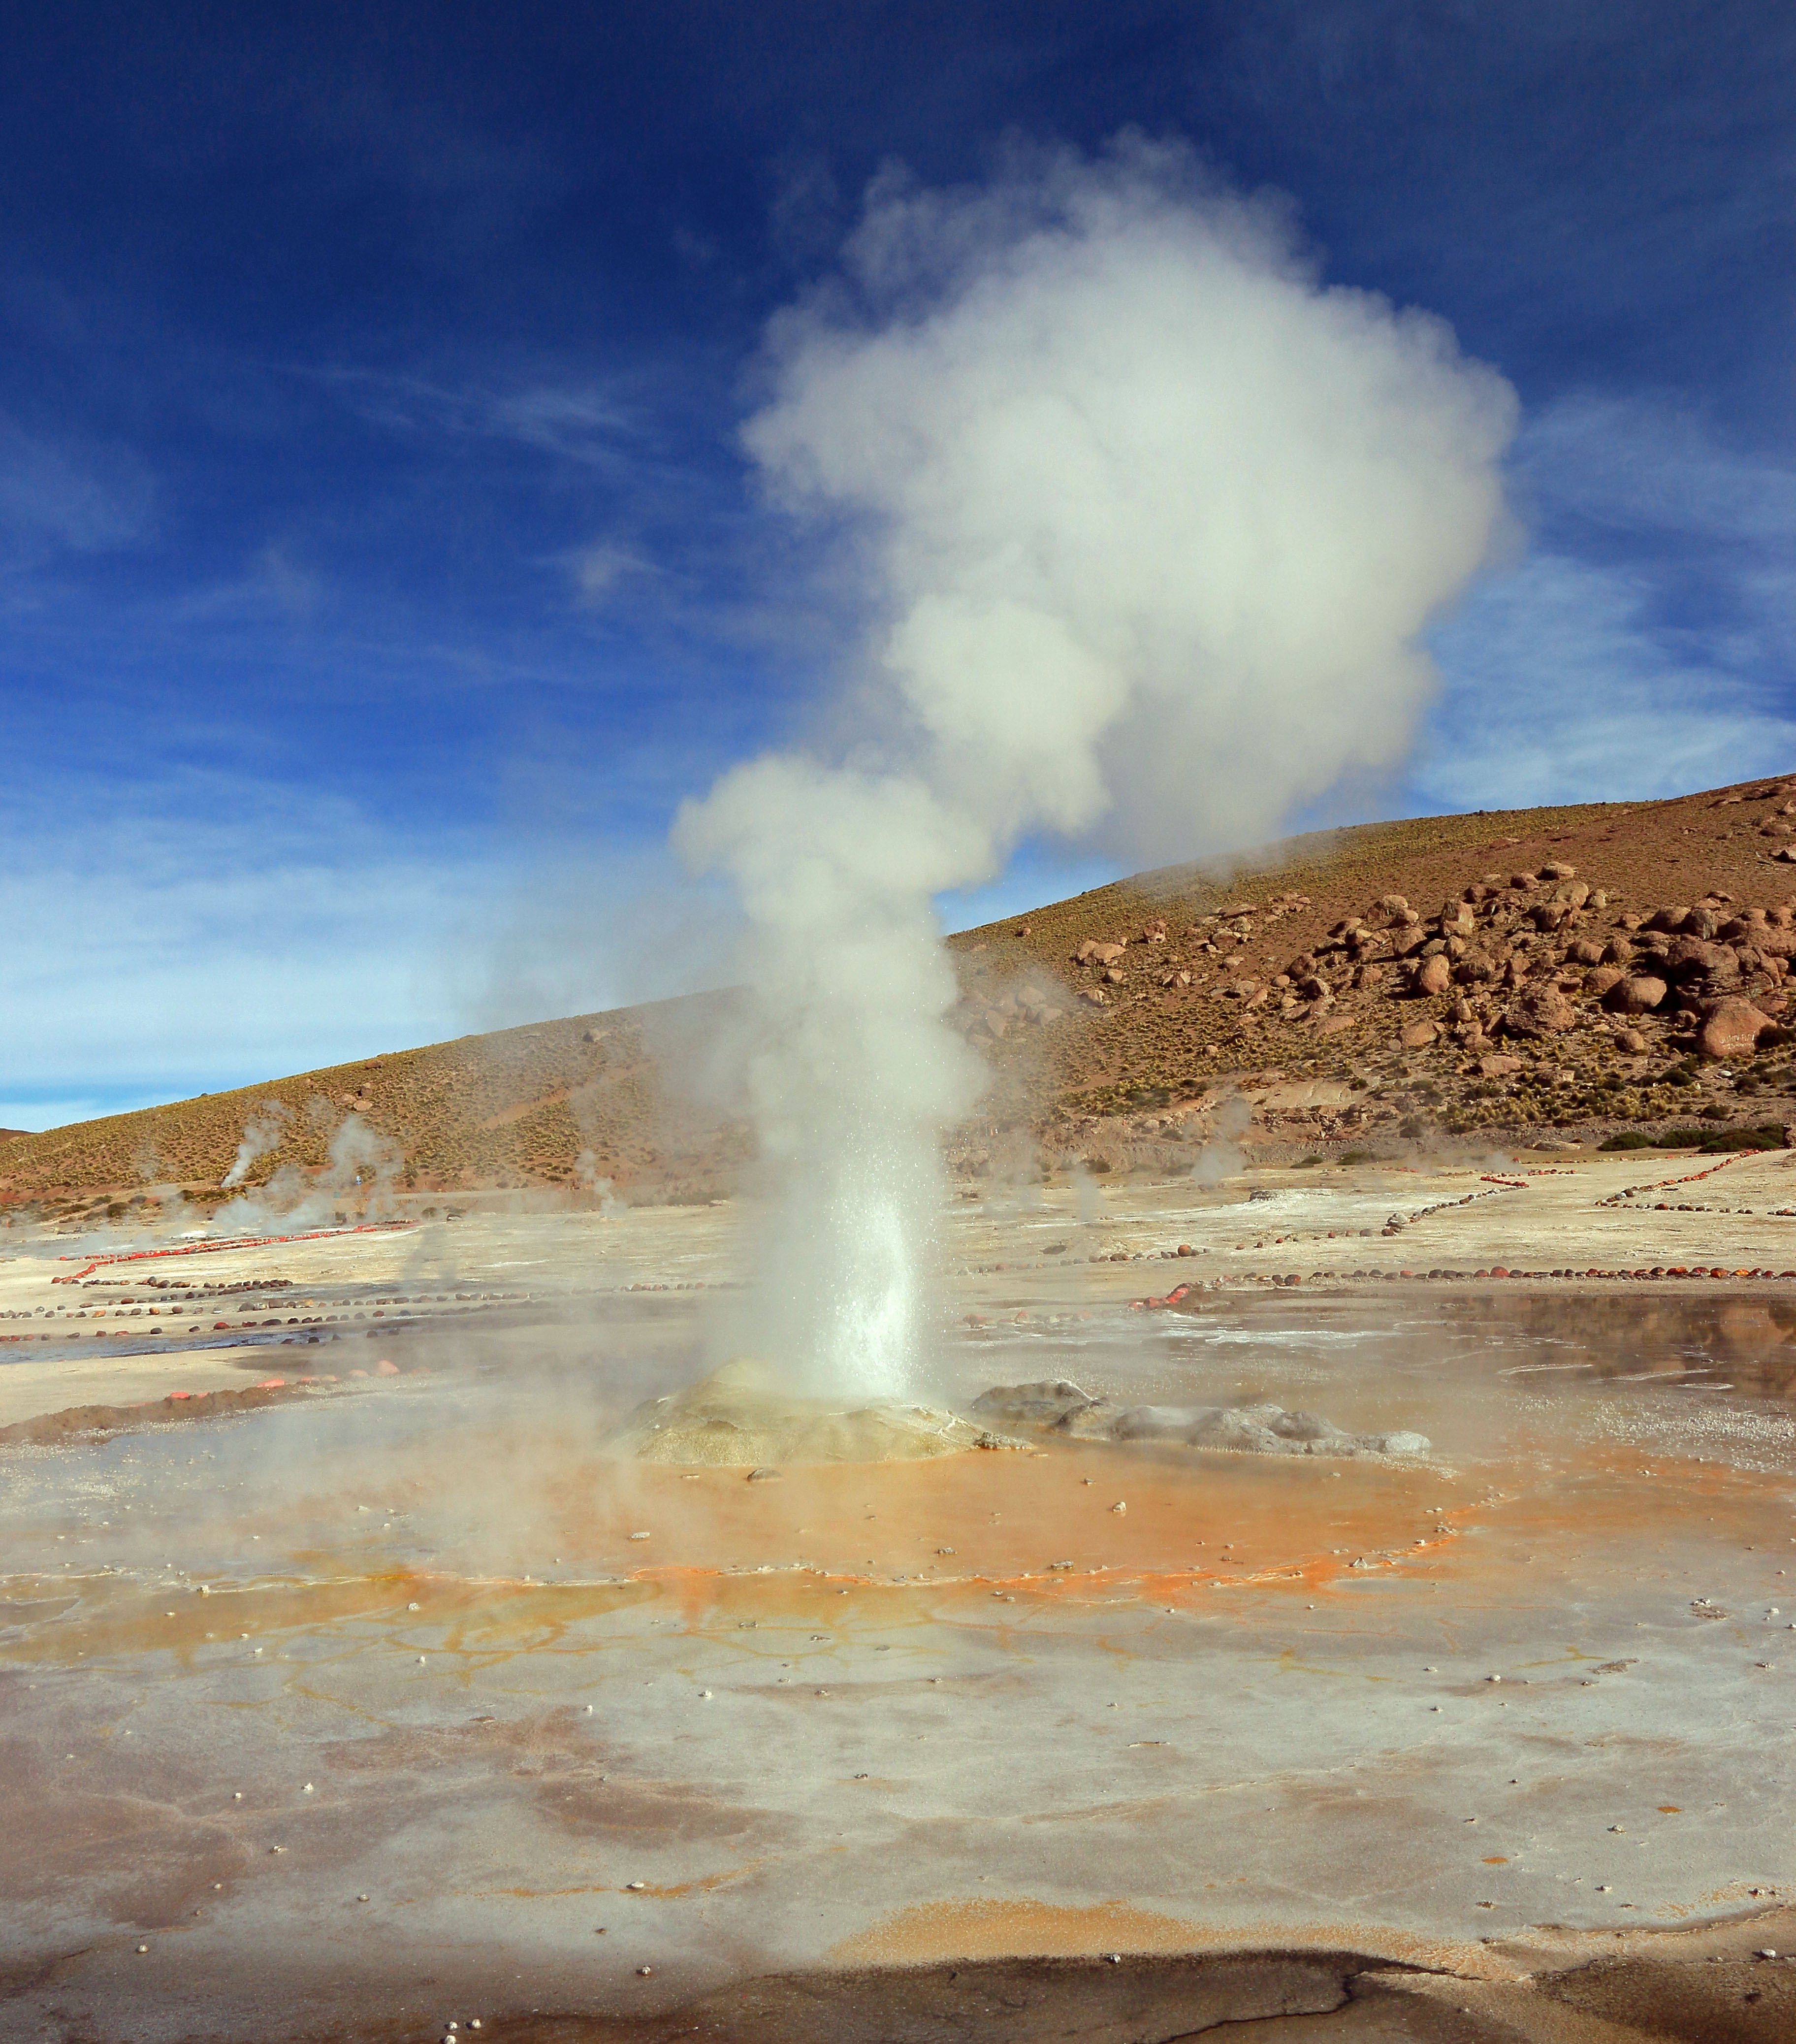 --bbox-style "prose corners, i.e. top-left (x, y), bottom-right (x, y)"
top-left (1604, 974), bottom-right (1668, 1016)
top-left (1411, 954), bottom-right (1452, 997)
top-left (1664, 936), bottom-right (1737, 981)
top-left (1502, 986), bottom-right (1576, 1037)
top-left (1584, 965), bottom-right (1625, 997)
top-left (1697, 997), bottom-right (1773, 1063)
